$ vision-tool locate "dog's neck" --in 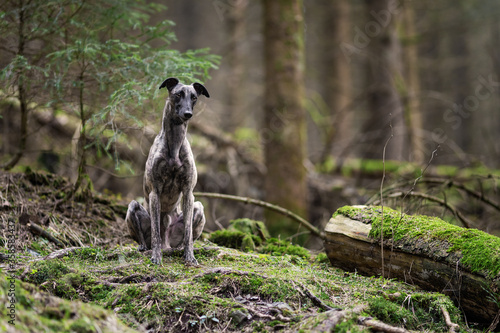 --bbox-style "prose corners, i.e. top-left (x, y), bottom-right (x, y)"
top-left (160, 100), bottom-right (187, 168)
